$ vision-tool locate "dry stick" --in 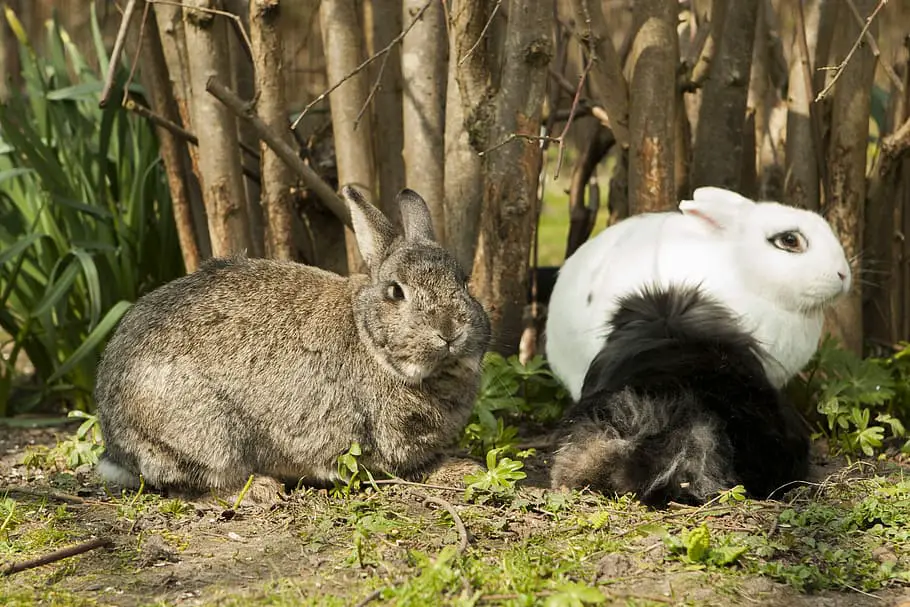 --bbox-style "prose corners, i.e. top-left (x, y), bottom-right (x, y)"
top-left (290, 0), bottom-right (433, 131)
top-left (121, 1), bottom-right (151, 107)
top-left (1, 537), bottom-right (112, 577)
top-left (421, 494), bottom-right (470, 554)
top-left (815, 0), bottom-right (887, 102)
top-left (352, 43), bottom-right (392, 131)
top-left (0, 486), bottom-right (86, 505)
top-left (353, 588), bottom-right (384, 607)
top-left (205, 77), bottom-right (352, 228)
top-left (552, 53), bottom-right (594, 180)
top-left (370, 478), bottom-right (464, 493)
top-left (457, 0), bottom-right (501, 67)
top-left (843, 0), bottom-right (904, 94)
top-left (148, 0), bottom-right (252, 59)
top-left (99, 0), bottom-right (138, 107)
